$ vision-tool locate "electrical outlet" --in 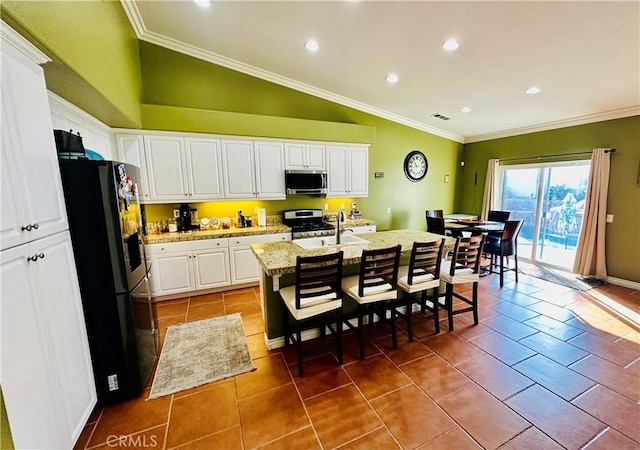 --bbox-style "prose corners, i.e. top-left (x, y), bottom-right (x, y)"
top-left (107, 374), bottom-right (119, 391)
top-left (606, 214), bottom-right (614, 223)
top-left (340, 203), bottom-right (344, 210)
top-left (387, 207), bottom-right (391, 214)
top-left (254, 206), bottom-right (259, 213)
top-left (173, 209), bottom-right (180, 218)
top-left (324, 203), bottom-right (329, 210)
